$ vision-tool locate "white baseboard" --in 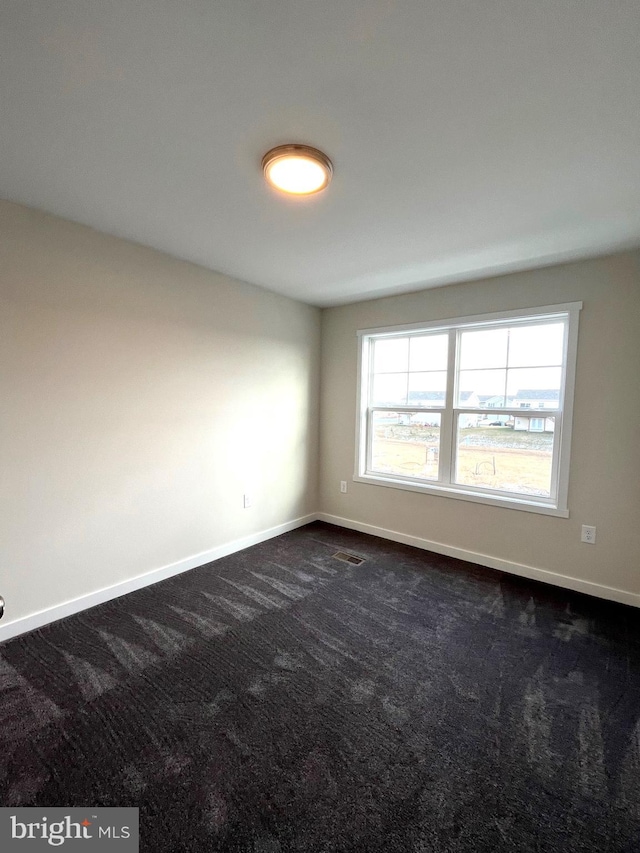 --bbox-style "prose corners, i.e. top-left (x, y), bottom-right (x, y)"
top-left (4, 510), bottom-right (637, 644)
top-left (318, 512), bottom-right (640, 609)
top-left (0, 514), bottom-right (318, 644)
